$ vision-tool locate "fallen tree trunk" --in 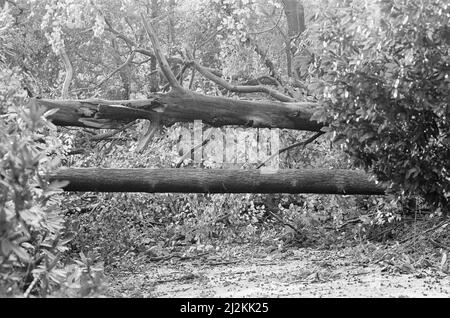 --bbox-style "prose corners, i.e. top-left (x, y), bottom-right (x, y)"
top-left (50, 168), bottom-right (385, 195)
top-left (35, 89), bottom-right (322, 131)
